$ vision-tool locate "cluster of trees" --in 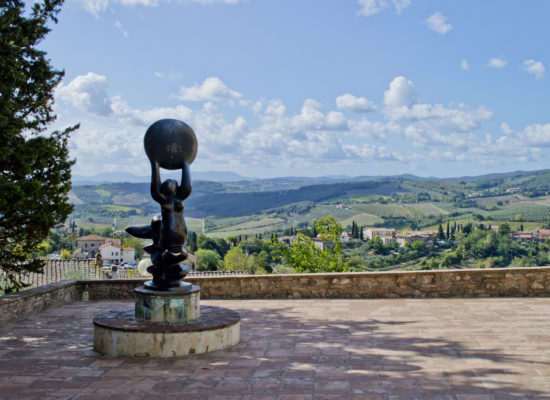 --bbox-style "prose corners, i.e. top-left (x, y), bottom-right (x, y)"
top-left (192, 235), bottom-right (272, 274)
top-left (420, 223), bottom-right (549, 269)
top-left (350, 221), bottom-right (364, 240)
